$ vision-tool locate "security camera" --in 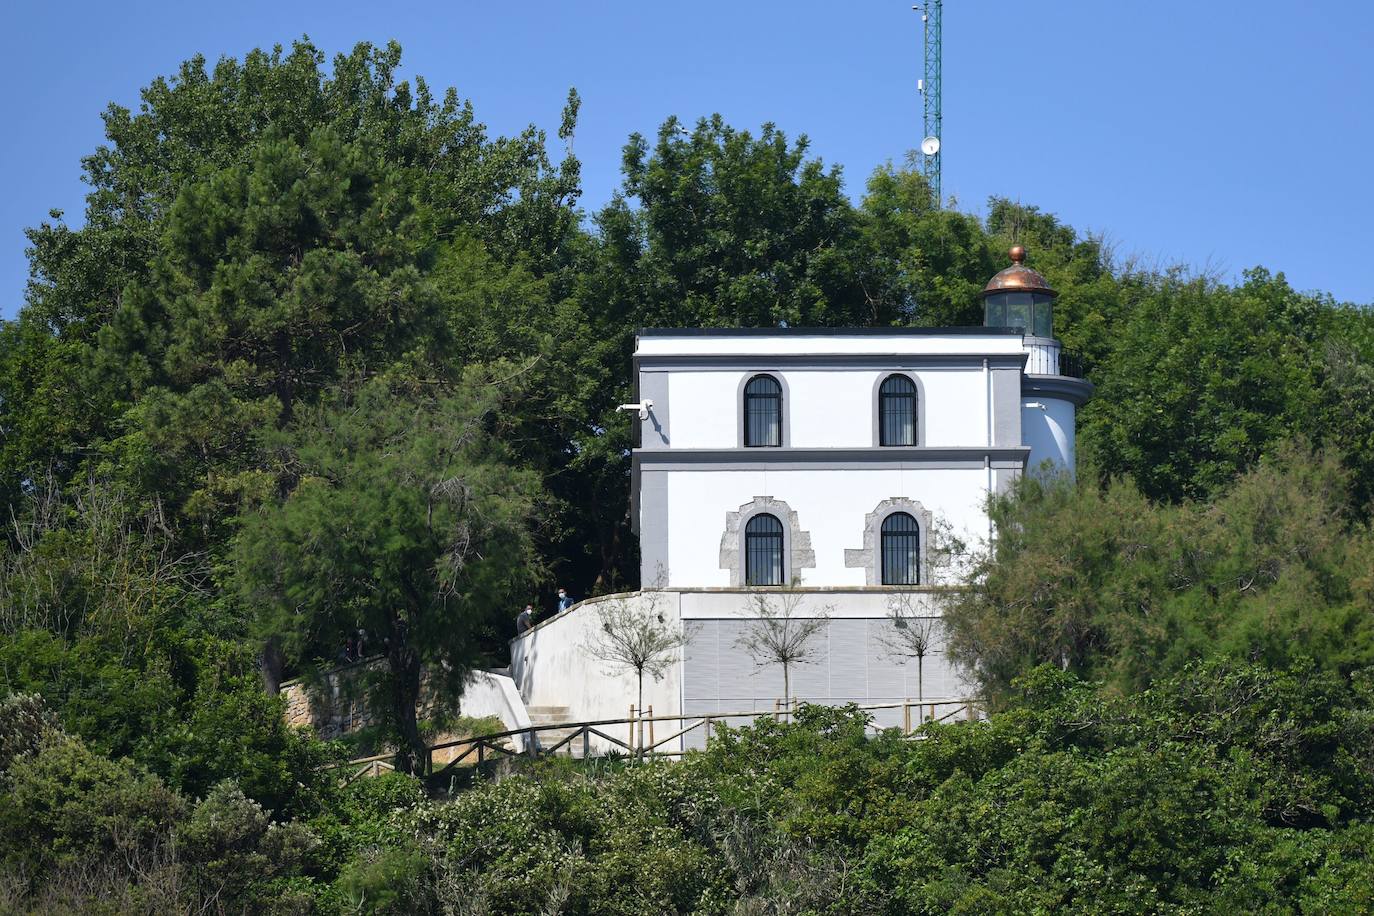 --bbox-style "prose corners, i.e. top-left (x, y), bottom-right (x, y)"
top-left (616, 399), bottom-right (654, 421)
